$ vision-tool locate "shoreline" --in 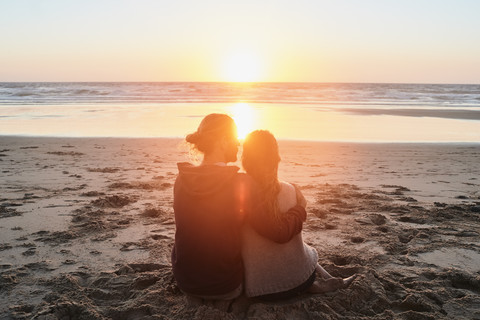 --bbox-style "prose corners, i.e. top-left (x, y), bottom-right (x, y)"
top-left (2, 134), bottom-right (480, 145)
